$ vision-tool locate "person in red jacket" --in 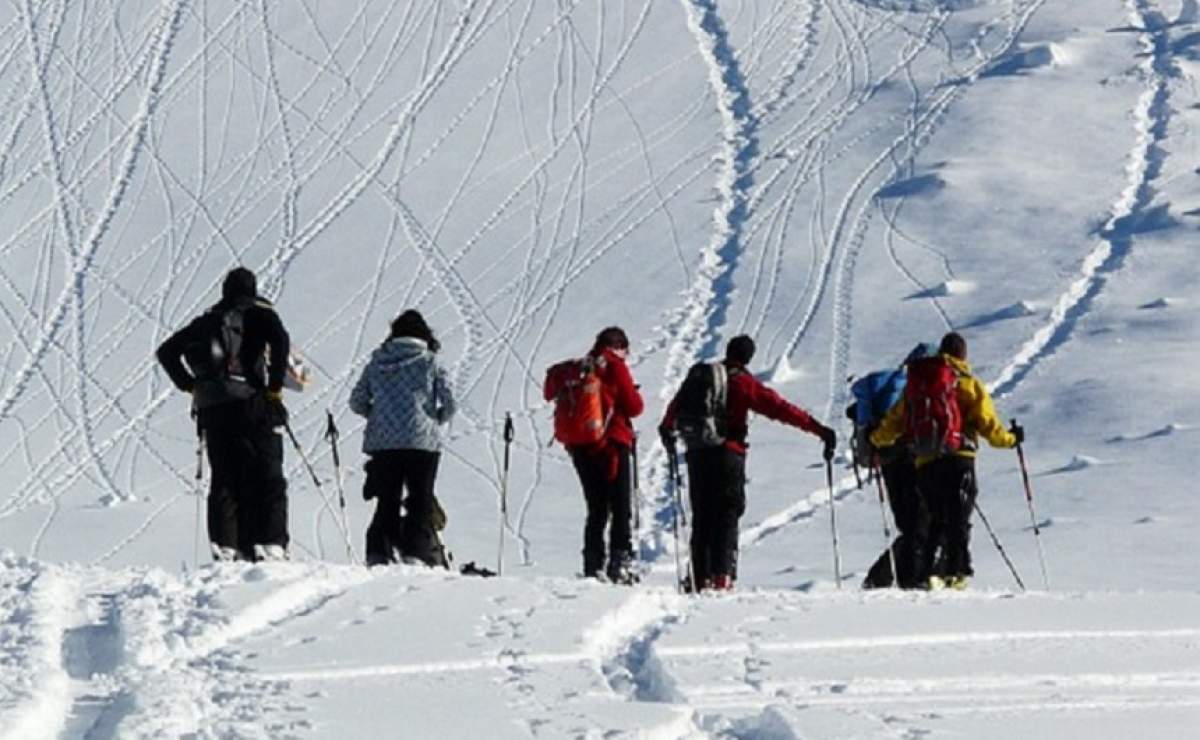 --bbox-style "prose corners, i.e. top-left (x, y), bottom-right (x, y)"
top-left (545, 327), bottom-right (644, 583)
top-left (660, 335), bottom-right (836, 591)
